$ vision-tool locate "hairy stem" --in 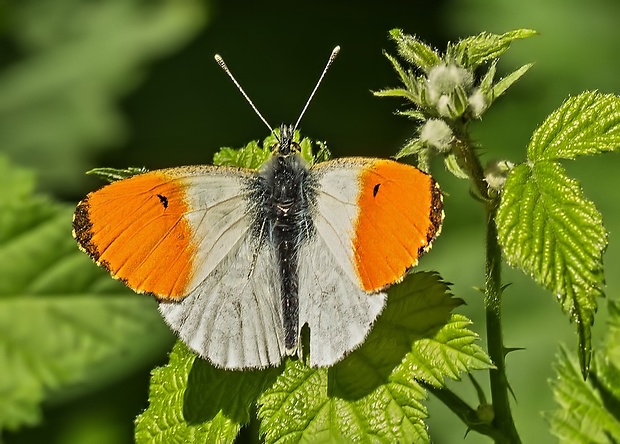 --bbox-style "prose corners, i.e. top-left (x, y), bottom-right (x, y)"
top-left (423, 384), bottom-right (508, 442)
top-left (485, 205), bottom-right (520, 443)
top-left (453, 134), bottom-right (521, 443)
